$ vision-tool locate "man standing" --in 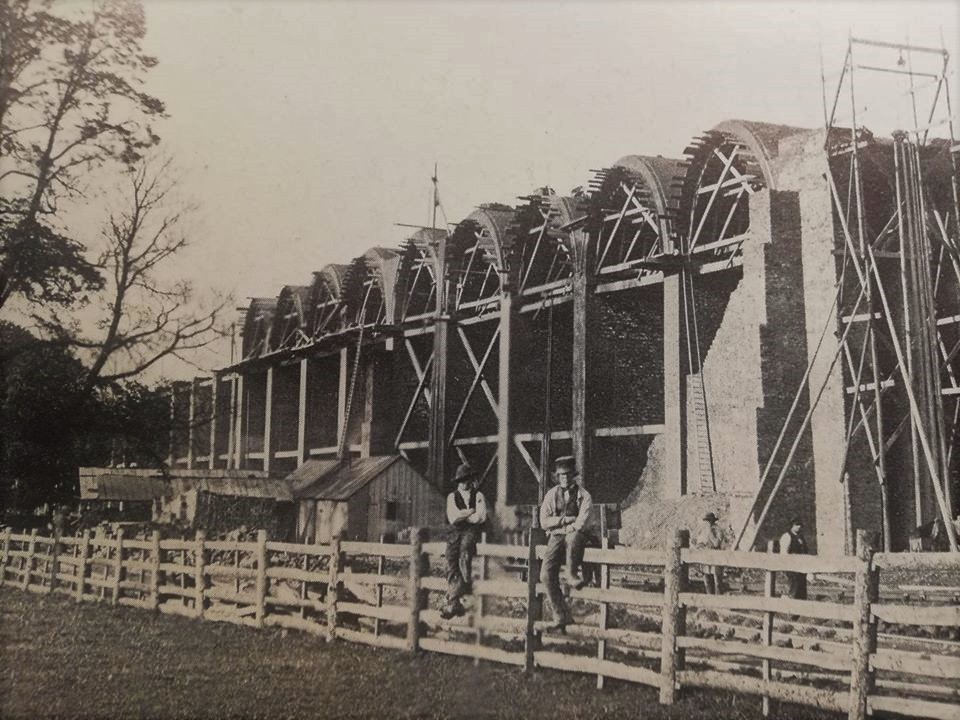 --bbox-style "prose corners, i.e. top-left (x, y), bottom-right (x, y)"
top-left (695, 512), bottom-right (724, 594)
top-left (779, 516), bottom-right (809, 600)
top-left (441, 462), bottom-right (487, 620)
top-left (539, 456), bottom-right (594, 631)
